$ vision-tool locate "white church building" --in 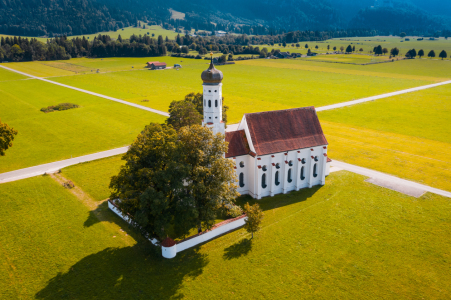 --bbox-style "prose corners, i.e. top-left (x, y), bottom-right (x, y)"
top-left (200, 58), bottom-right (331, 199)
